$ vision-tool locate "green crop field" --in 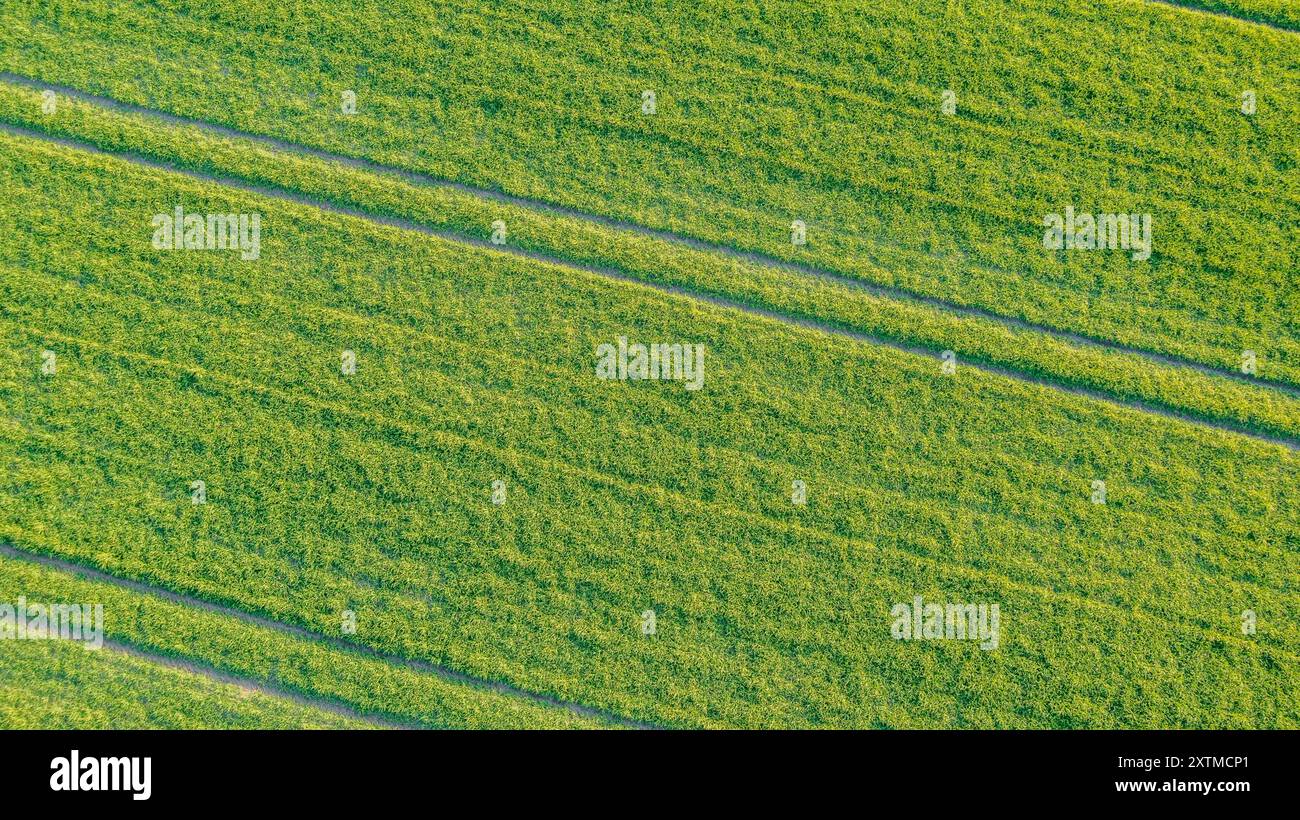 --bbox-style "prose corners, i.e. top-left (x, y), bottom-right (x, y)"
top-left (1162, 0), bottom-right (1300, 30)
top-left (0, 640), bottom-right (378, 730)
top-left (0, 0), bottom-right (1296, 731)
